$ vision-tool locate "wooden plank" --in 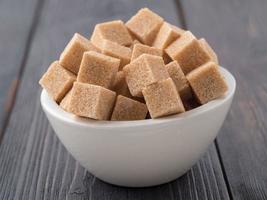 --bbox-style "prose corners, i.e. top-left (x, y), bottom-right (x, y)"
top-left (0, 0), bottom-right (229, 199)
top-left (180, 0), bottom-right (267, 199)
top-left (0, 0), bottom-right (42, 141)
